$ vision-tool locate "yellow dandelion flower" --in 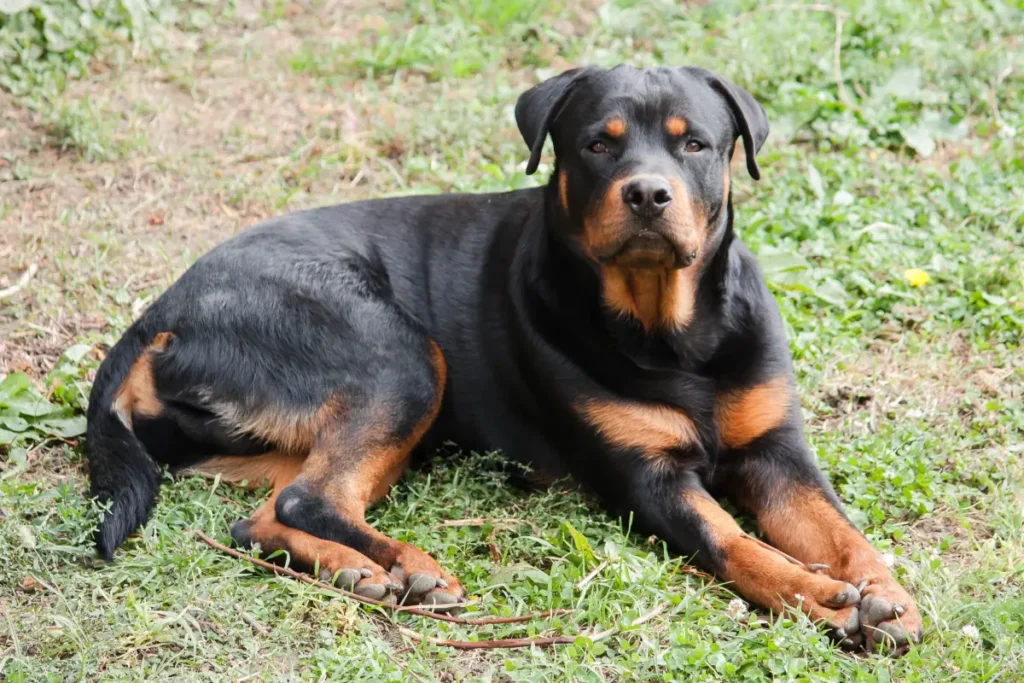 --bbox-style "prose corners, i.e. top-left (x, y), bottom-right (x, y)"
top-left (904, 268), bottom-right (931, 287)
